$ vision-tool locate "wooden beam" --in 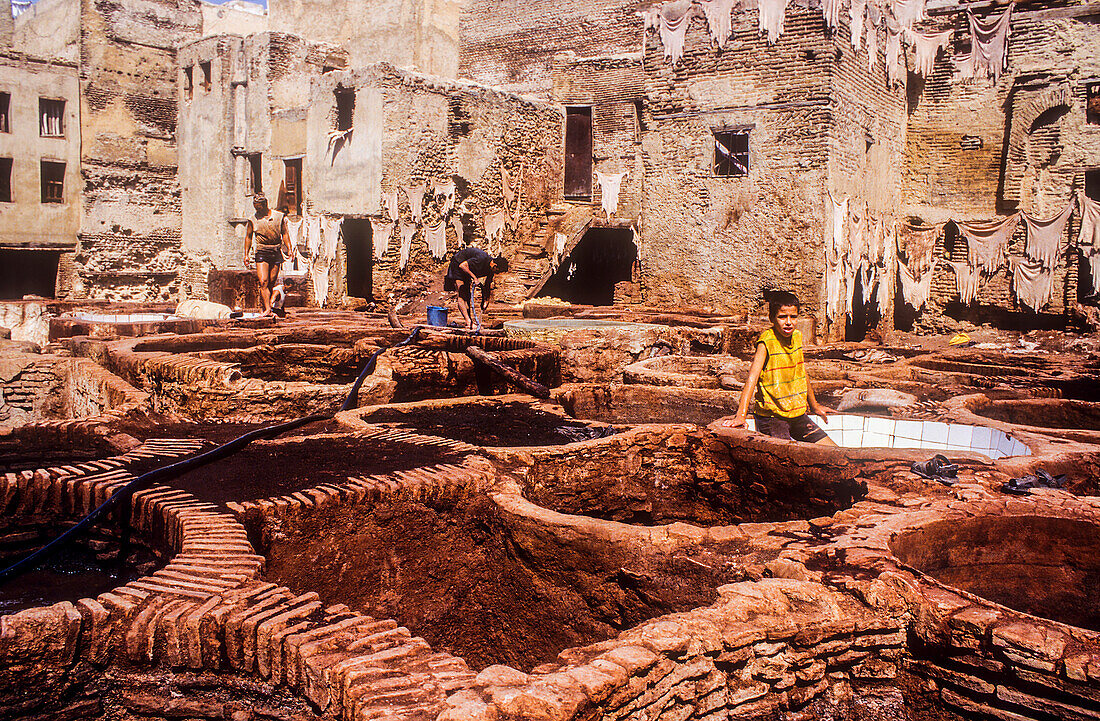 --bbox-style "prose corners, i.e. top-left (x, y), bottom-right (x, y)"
top-left (465, 346), bottom-right (551, 399)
